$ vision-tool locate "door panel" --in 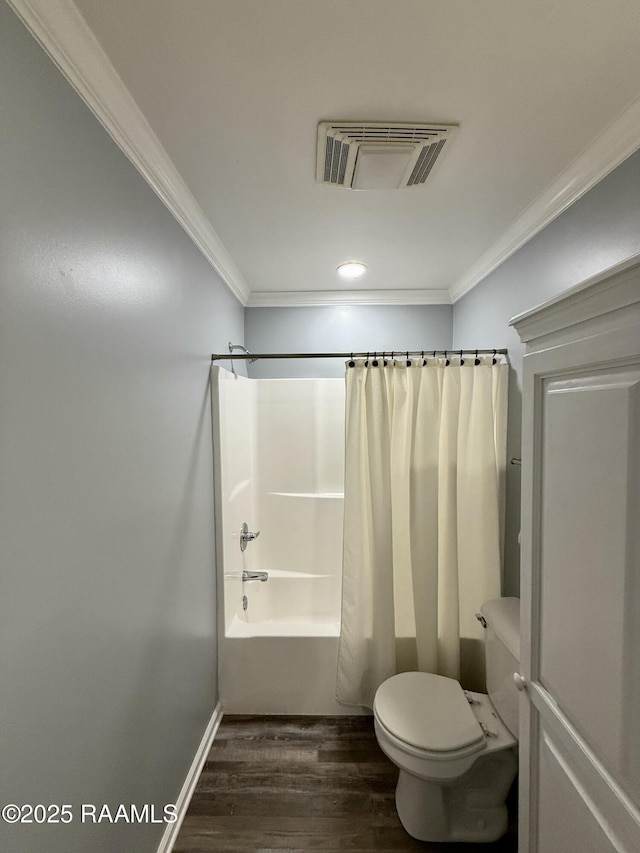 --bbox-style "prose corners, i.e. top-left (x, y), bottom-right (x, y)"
top-left (537, 731), bottom-right (619, 853)
top-left (539, 367), bottom-right (640, 791)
